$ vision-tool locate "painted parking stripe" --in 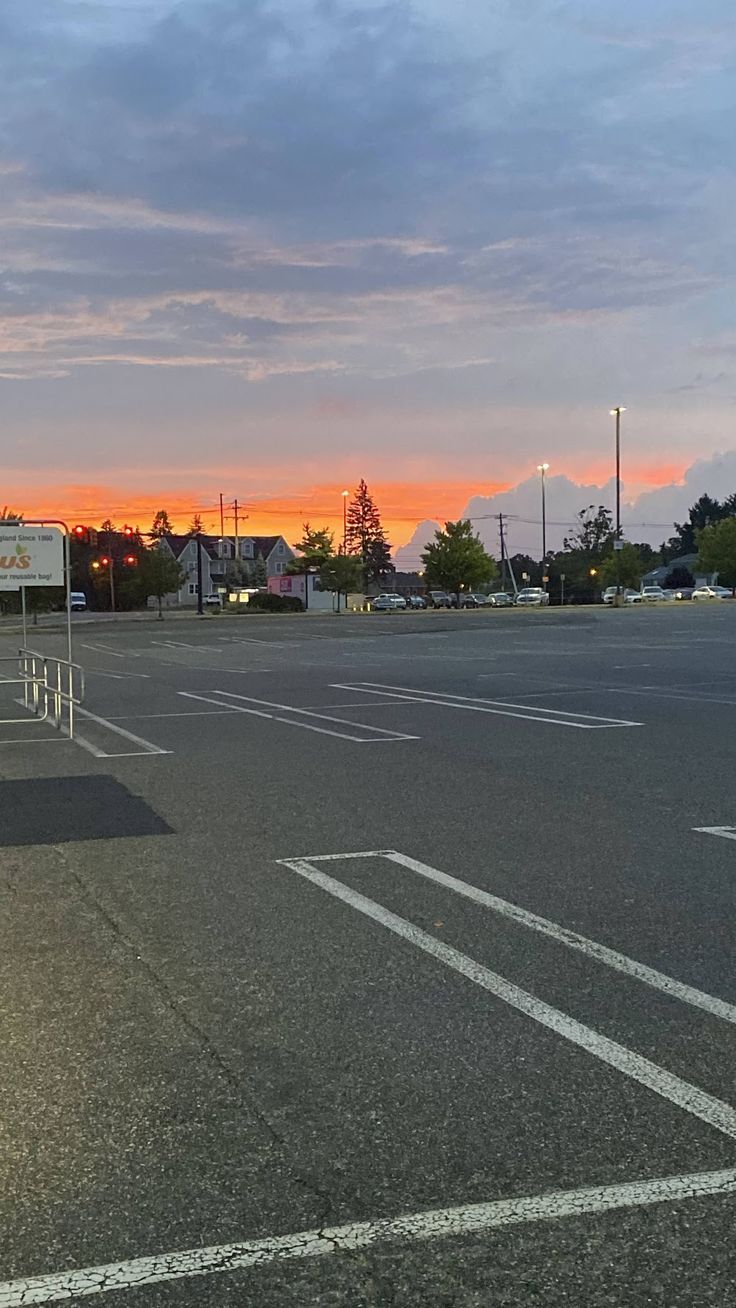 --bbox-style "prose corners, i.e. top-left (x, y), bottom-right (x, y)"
top-left (693, 826), bottom-right (736, 843)
top-left (331, 683), bottom-right (642, 729)
top-left (279, 858), bottom-right (736, 1141)
top-left (210, 690), bottom-right (419, 740)
top-left (70, 706), bottom-right (171, 758)
top-left (2, 1167), bottom-right (734, 1306)
top-left (177, 692), bottom-right (418, 743)
top-left (357, 850), bottom-right (736, 1027)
